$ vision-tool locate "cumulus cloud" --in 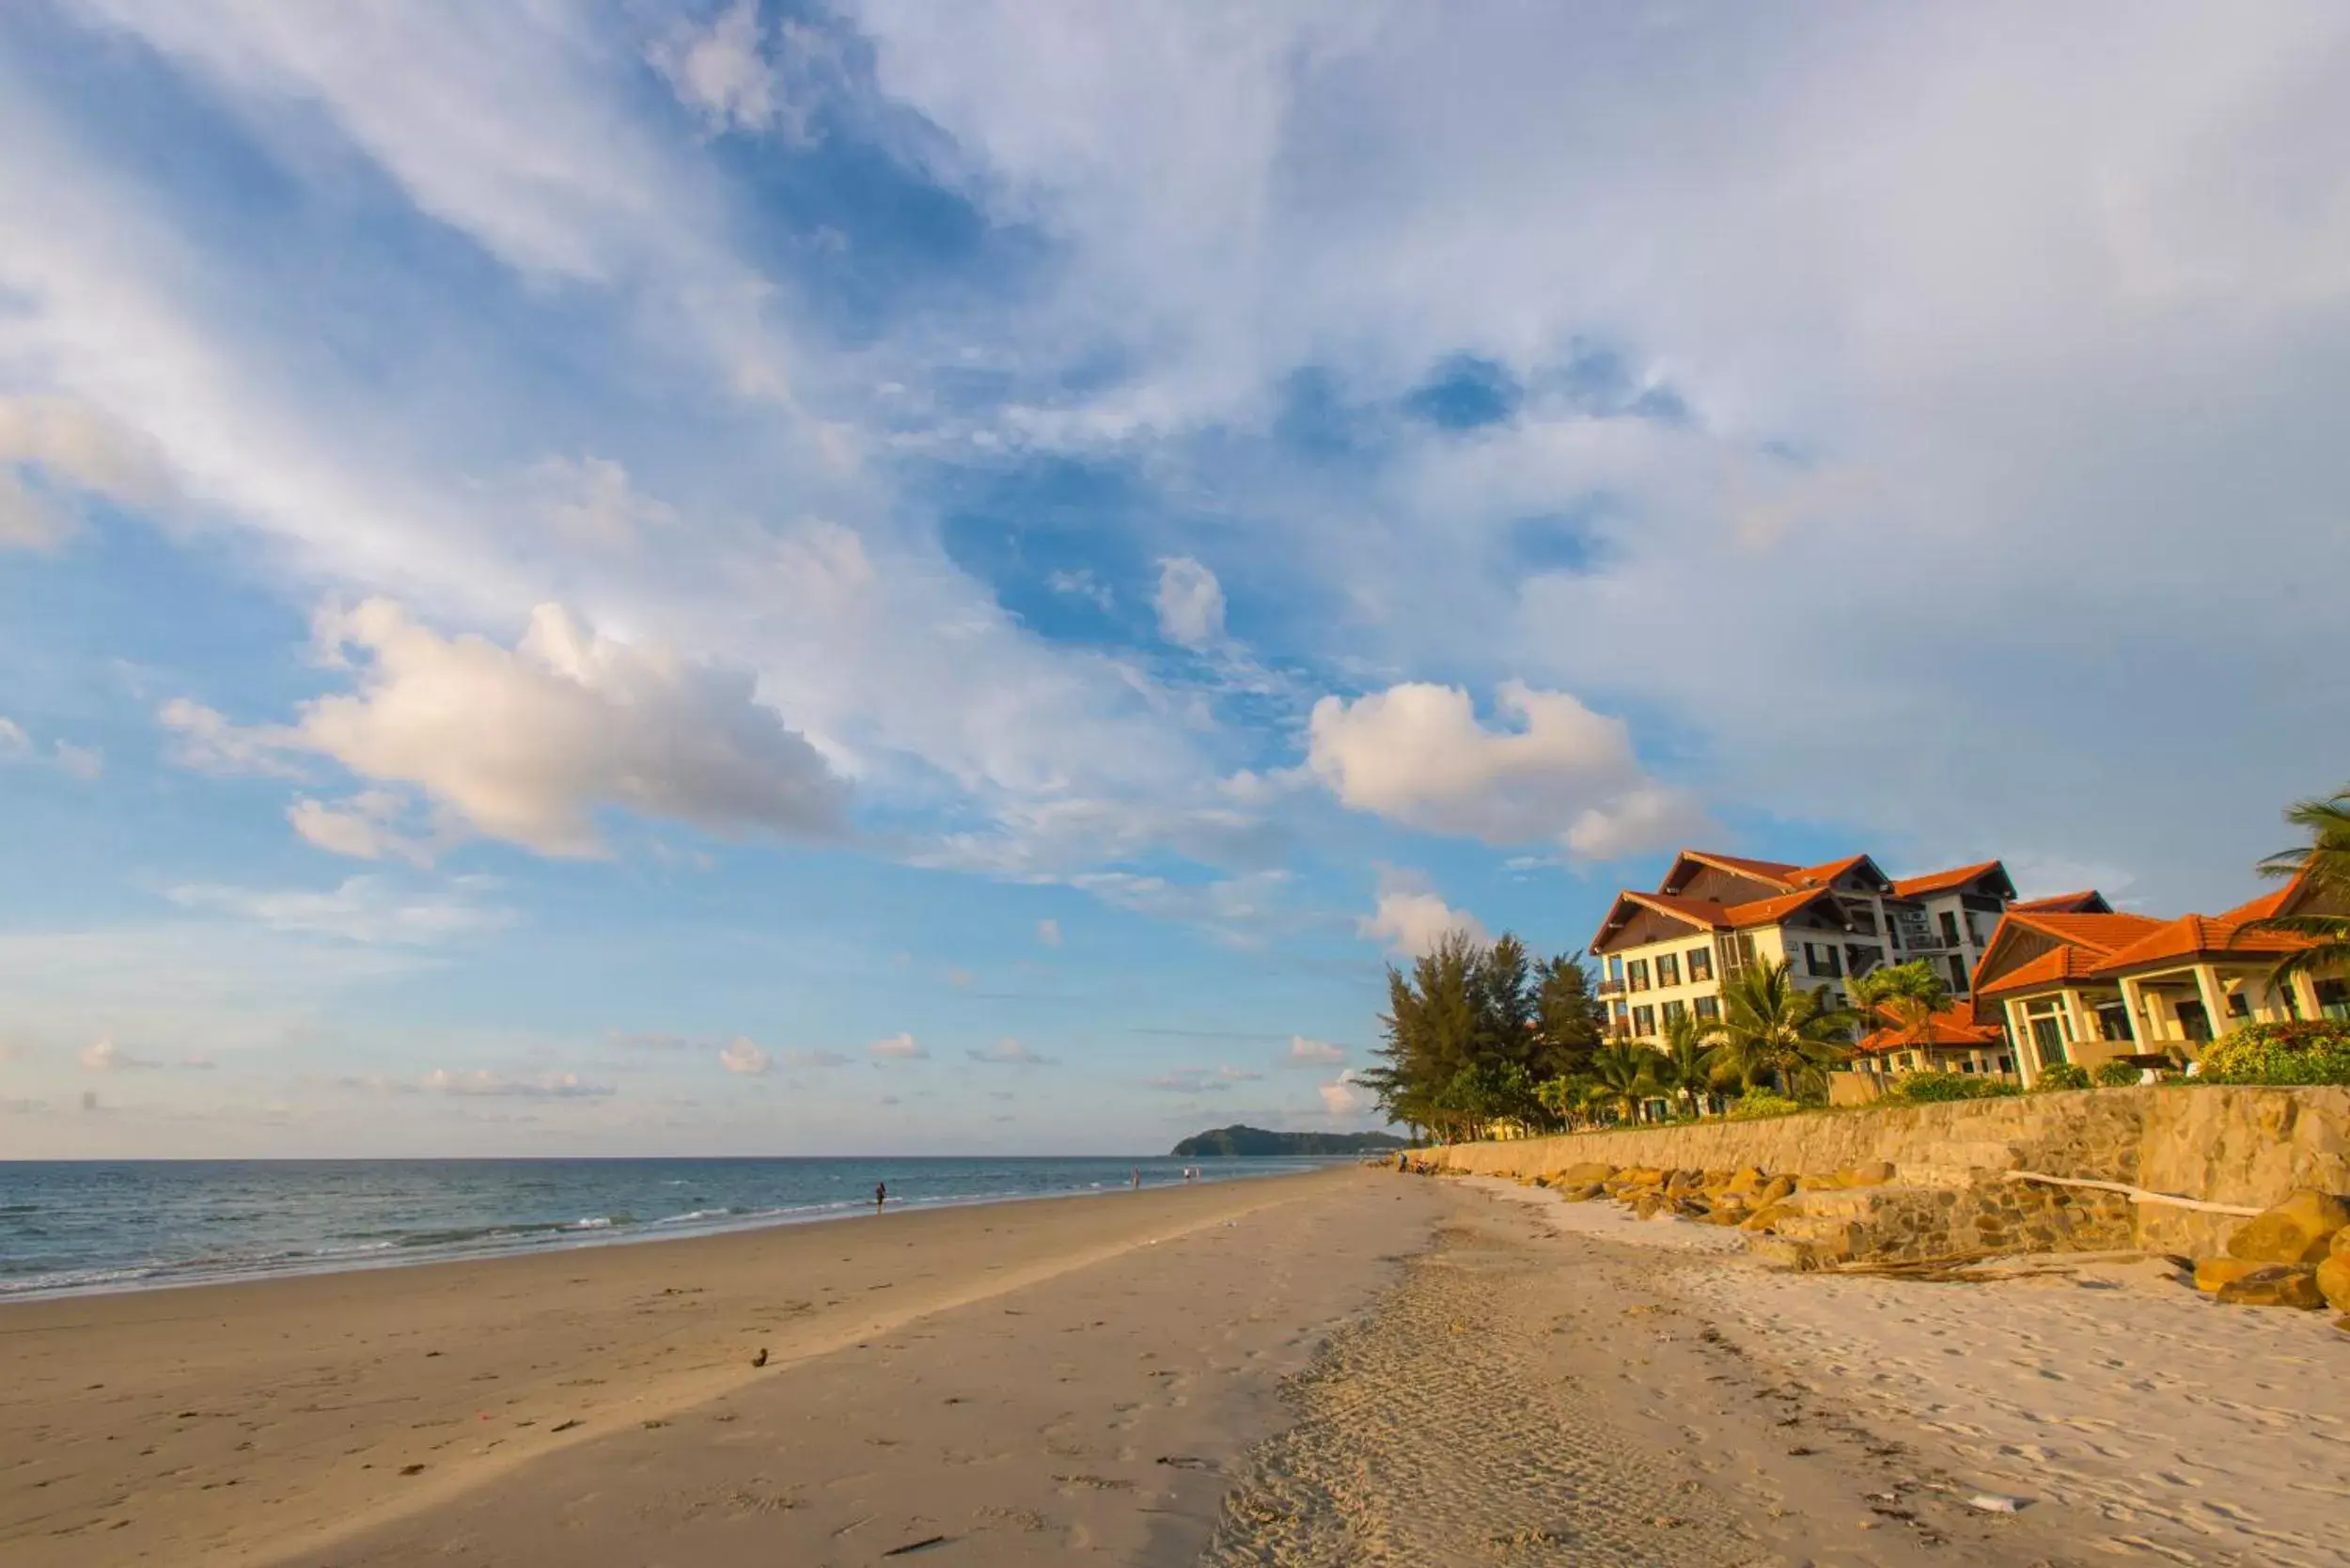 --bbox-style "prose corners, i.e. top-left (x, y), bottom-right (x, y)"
top-left (1308, 681), bottom-right (1694, 856)
top-left (1357, 871), bottom-right (1486, 958)
top-left (967, 1038), bottom-right (1056, 1066)
top-left (0, 395), bottom-right (171, 549)
top-left (1153, 557), bottom-right (1226, 648)
top-left (648, 0), bottom-right (839, 143)
top-left (165, 875), bottom-right (513, 947)
top-left (164, 600), bottom-right (849, 858)
top-left (1284, 1036), bottom-right (1345, 1068)
top-left (1318, 1071), bottom-right (1366, 1119)
top-left (1036, 917), bottom-right (1062, 948)
top-left (868, 1031), bottom-right (926, 1060)
top-left (0, 718), bottom-right (105, 781)
top-left (420, 1069), bottom-right (613, 1100)
top-left (717, 1036), bottom-right (771, 1074)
